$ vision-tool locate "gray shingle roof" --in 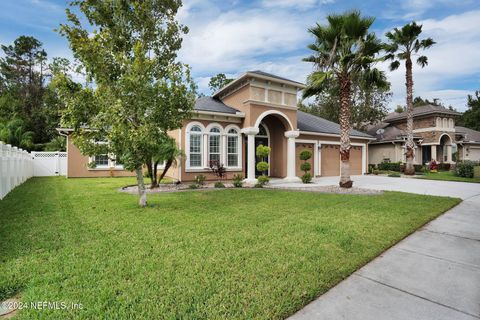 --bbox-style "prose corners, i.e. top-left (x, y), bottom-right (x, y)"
top-left (456, 126), bottom-right (480, 143)
top-left (194, 96), bottom-right (240, 114)
top-left (385, 104), bottom-right (461, 122)
top-left (297, 111), bottom-right (372, 138)
top-left (248, 70), bottom-right (305, 86)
